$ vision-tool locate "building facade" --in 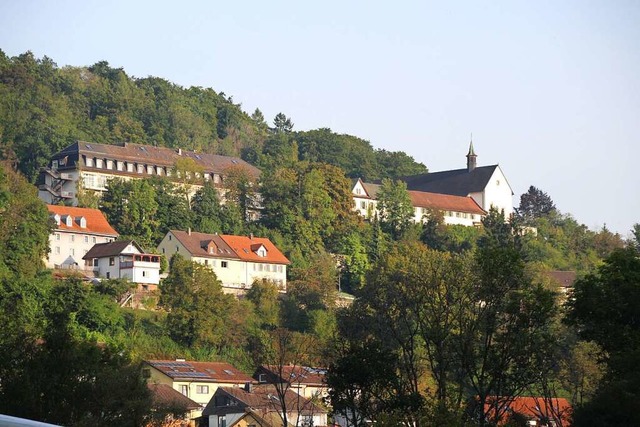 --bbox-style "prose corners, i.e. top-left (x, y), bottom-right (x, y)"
top-left (157, 230), bottom-right (290, 295)
top-left (83, 240), bottom-right (161, 290)
top-left (46, 205), bottom-right (119, 269)
top-left (38, 141), bottom-right (260, 206)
